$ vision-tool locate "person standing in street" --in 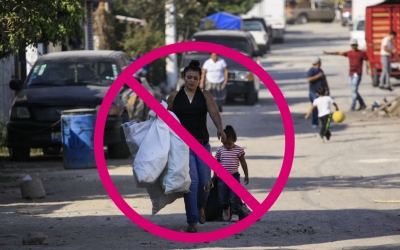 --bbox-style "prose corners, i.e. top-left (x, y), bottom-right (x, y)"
top-left (379, 31), bottom-right (397, 91)
top-left (306, 56), bottom-right (330, 128)
top-left (167, 60), bottom-right (226, 233)
top-left (305, 86), bottom-right (339, 142)
top-left (200, 53), bottom-right (228, 112)
top-left (323, 39), bottom-right (372, 111)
